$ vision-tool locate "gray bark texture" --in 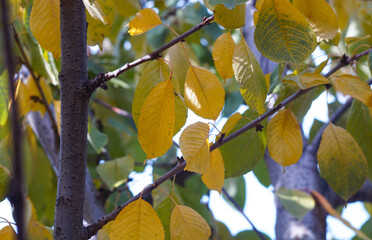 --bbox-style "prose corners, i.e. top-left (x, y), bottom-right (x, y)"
top-left (53, 0), bottom-right (91, 239)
